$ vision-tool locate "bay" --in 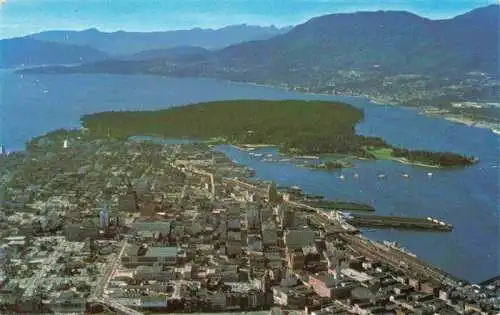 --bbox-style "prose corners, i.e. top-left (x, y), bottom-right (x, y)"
top-left (0, 70), bottom-right (498, 283)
